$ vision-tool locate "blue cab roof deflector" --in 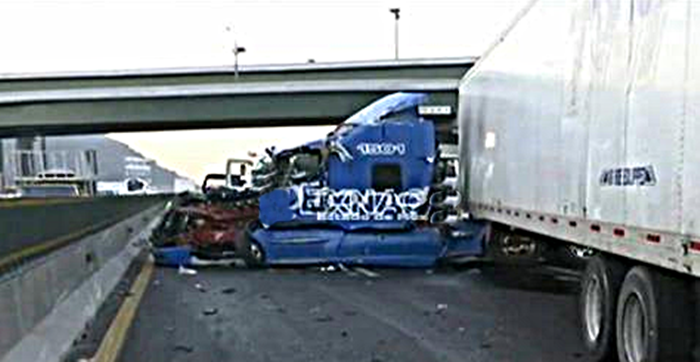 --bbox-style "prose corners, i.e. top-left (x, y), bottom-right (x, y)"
top-left (344, 92), bottom-right (428, 125)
